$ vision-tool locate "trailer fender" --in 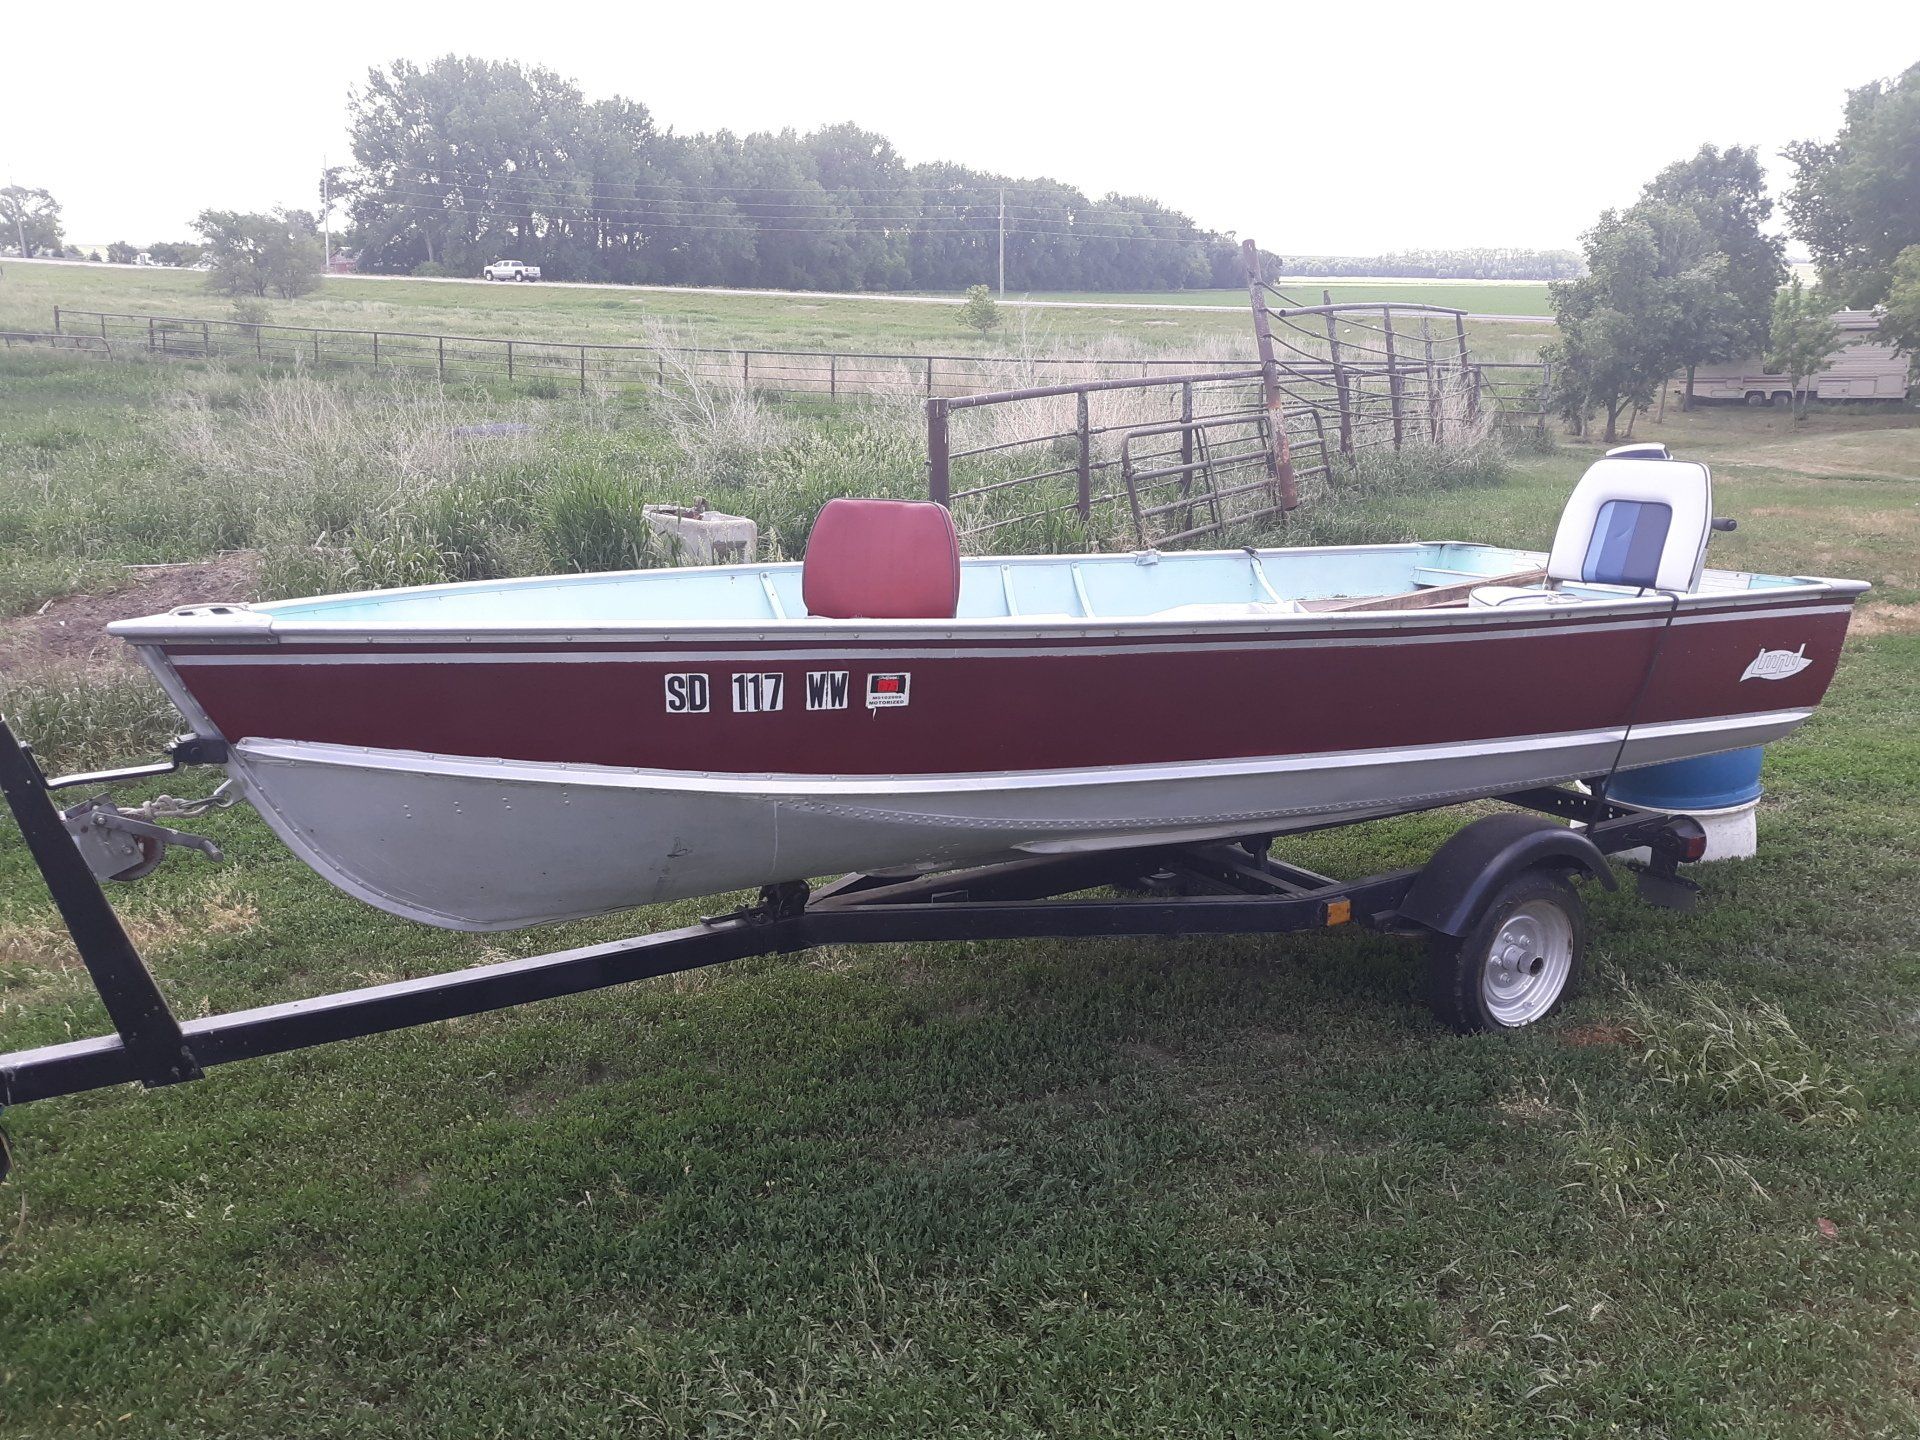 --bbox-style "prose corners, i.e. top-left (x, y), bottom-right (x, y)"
top-left (1396, 814), bottom-right (1615, 939)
